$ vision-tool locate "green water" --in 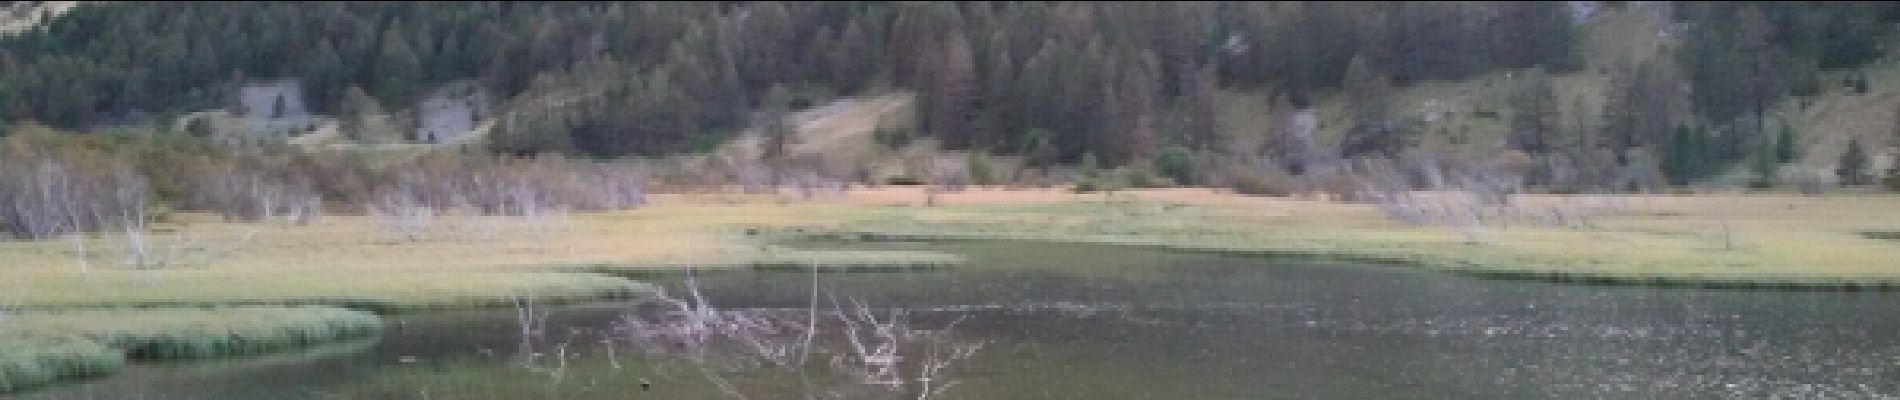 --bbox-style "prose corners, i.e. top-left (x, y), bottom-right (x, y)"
top-left (17, 241), bottom-right (1900, 399)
